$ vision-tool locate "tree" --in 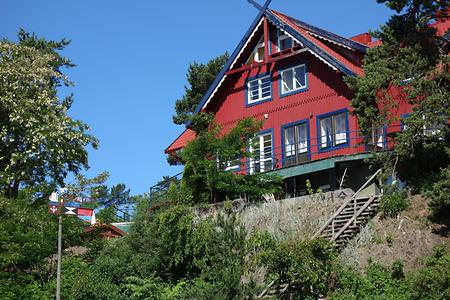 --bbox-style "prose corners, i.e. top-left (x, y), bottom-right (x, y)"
top-left (345, 1), bottom-right (449, 186)
top-left (181, 115), bottom-right (283, 204)
top-left (0, 193), bottom-right (88, 299)
top-left (172, 53), bottom-right (229, 125)
top-left (0, 30), bottom-right (98, 198)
